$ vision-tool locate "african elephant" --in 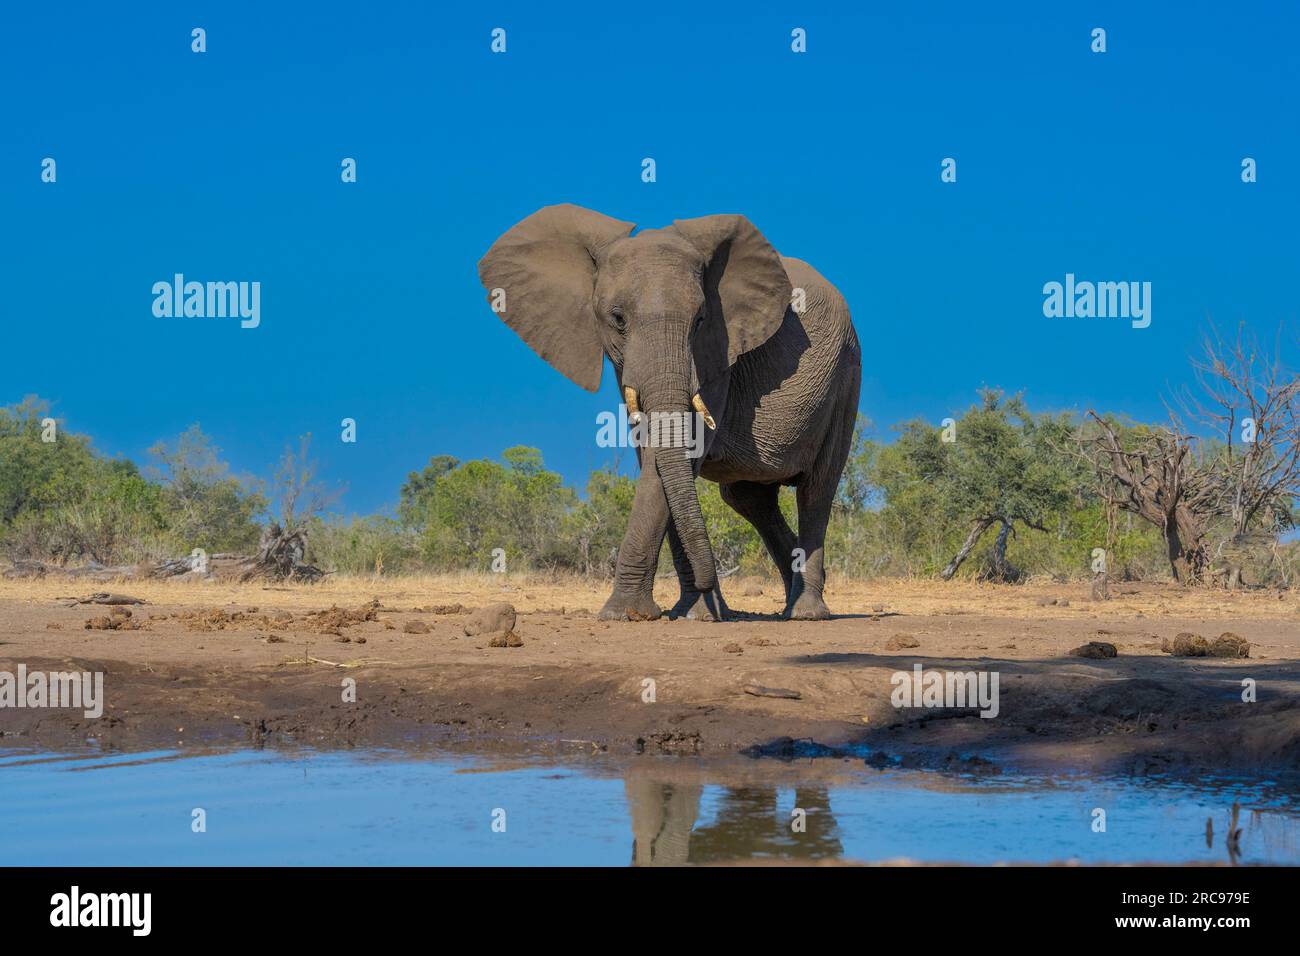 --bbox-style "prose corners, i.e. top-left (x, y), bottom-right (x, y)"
top-left (478, 204), bottom-right (861, 621)
top-left (624, 776), bottom-right (845, 865)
